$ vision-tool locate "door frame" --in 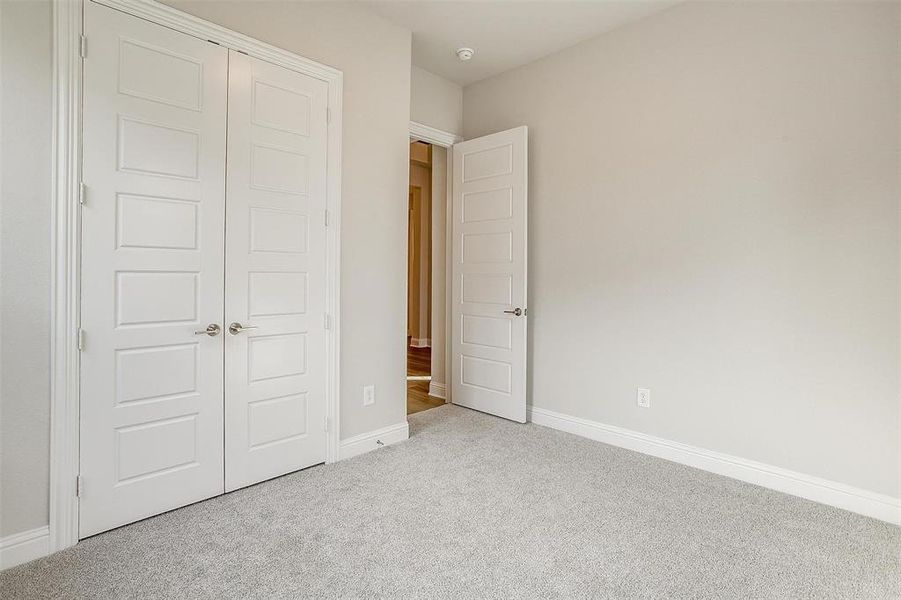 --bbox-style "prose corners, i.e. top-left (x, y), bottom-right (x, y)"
top-left (50, 0), bottom-right (344, 553)
top-left (408, 122), bottom-right (462, 404)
